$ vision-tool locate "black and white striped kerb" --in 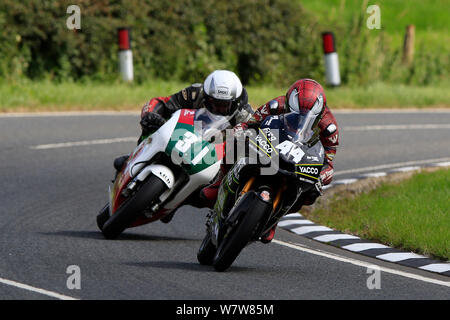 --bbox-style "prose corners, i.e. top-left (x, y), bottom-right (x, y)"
top-left (279, 161), bottom-right (450, 277)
